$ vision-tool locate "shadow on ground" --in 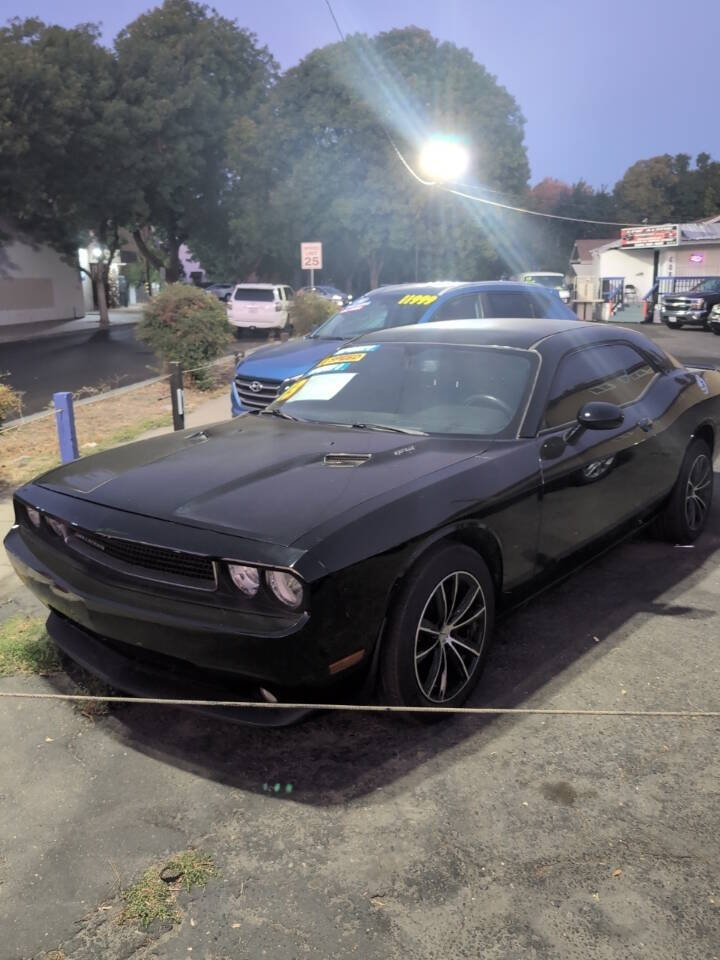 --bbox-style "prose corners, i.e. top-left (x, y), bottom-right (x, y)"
top-left (61, 475), bottom-right (719, 807)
